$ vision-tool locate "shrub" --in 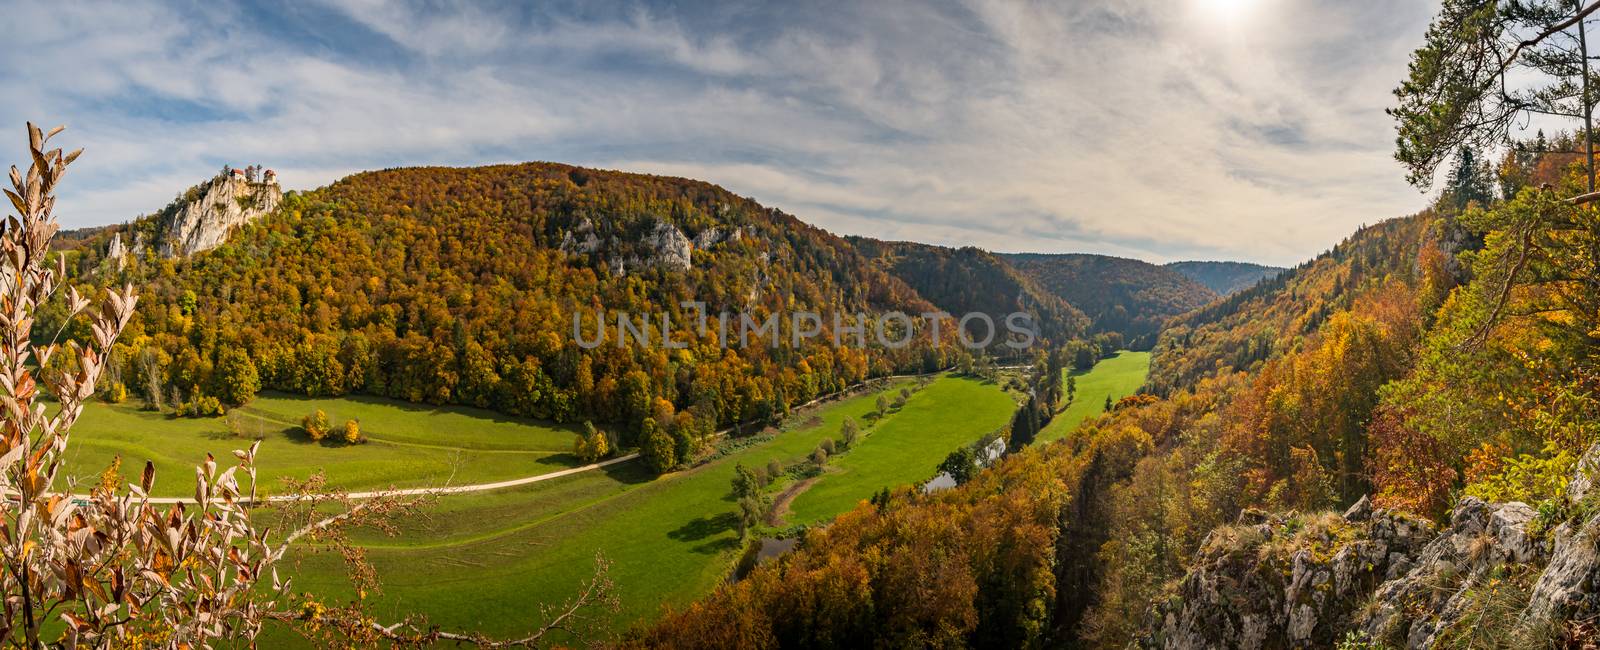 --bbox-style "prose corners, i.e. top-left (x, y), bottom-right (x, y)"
top-left (175, 392), bottom-right (224, 418)
top-left (302, 409), bottom-right (331, 441)
top-left (574, 434), bottom-right (592, 462)
top-left (811, 447), bottom-right (828, 465)
top-left (342, 419), bottom-right (363, 444)
top-left (1465, 441), bottom-right (1578, 505)
top-left (575, 426), bottom-right (610, 463)
top-left (641, 419), bottom-right (677, 474)
top-left (840, 418), bottom-right (859, 448)
top-left (820, 438), bottom-right (836, 455)
top-left (103, 381), bottom-right (128, 404)
top-left (766, 459), bottom-right (782, 483)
